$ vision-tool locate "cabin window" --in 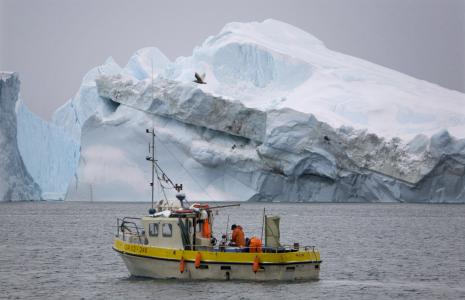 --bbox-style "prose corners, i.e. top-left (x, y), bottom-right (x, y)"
top-left (149, 223), bottom-right (159, 237)
top-left (162, 223), bottom-right (173, 237)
